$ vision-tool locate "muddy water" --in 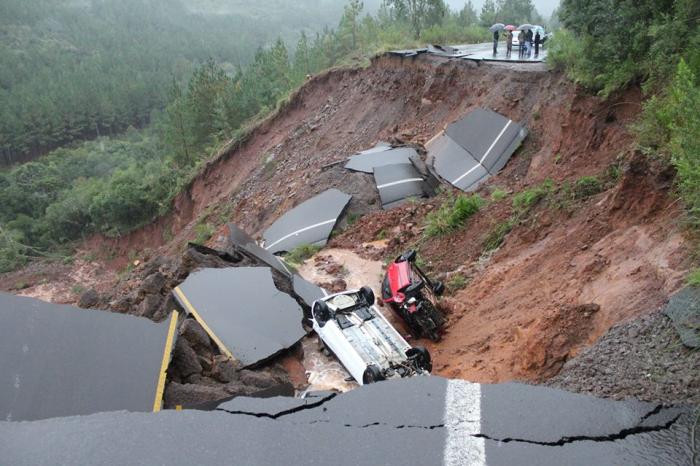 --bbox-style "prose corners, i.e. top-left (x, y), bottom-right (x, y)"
top-left (297, 248), bottom-right (409, 392)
